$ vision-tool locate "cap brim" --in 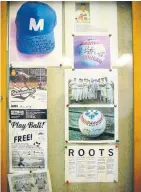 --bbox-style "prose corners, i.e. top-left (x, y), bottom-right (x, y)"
top-left (16, 31), bottom-right (55, 54)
